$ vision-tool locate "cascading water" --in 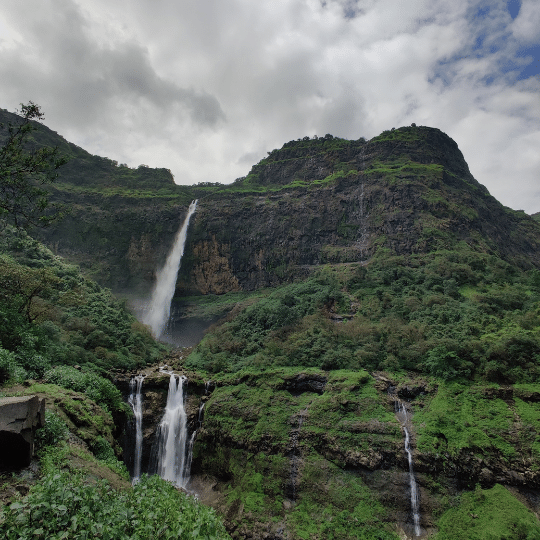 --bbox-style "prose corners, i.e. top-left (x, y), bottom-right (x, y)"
top-left (185, 401), bottom-right (205, 482)
top-left (153, 372), bottom-right (190, 488)
top-left (143, 200), bottom-right (198, 339)
top-left (127, 374), bottom-right (145, 483)
top-left (396, 400), bottom-right (421, 537)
